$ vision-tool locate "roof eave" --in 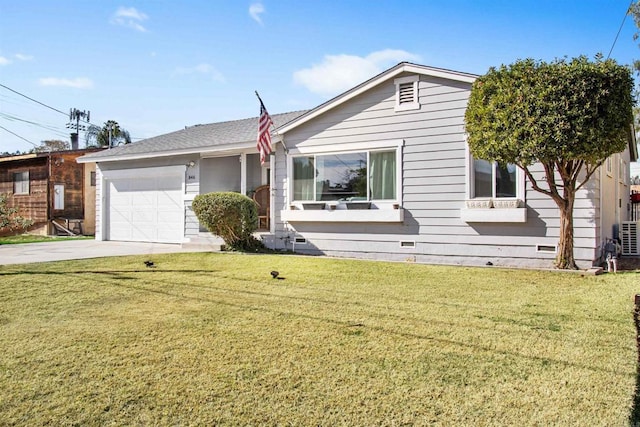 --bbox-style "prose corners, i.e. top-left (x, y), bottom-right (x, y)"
top-left (0, 153), bottom-right (40, 163)
top-left (77, 141), bottom-right (259, 163)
